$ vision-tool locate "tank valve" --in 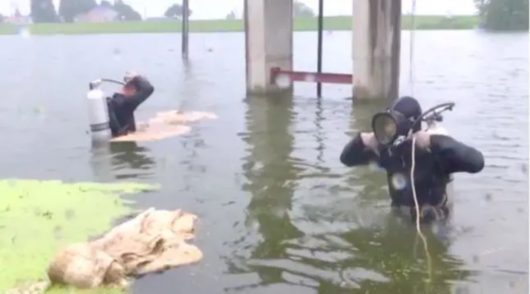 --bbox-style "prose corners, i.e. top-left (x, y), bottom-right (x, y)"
top-left (89, 79), bottom-right (102, 90)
